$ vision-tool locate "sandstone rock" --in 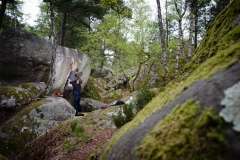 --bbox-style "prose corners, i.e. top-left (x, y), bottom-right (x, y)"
top-left (81, 97), bottom-right (107, 112)
top-left (0, 96), bottom-right (75, 158)
top-left (0, 29), bottom-right (91, 94)
top-left (0, 86), bottom-right (32, 118)
top-left (129, 65), bottom-right (154, 90)
top-left (16, 82), bottom-right (46, 98)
